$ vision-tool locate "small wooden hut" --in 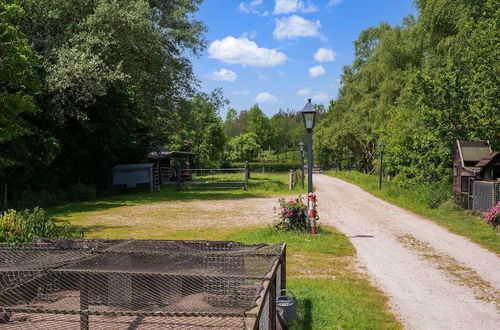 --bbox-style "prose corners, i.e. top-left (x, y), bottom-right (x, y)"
top-left (453, 140), bottom-right (500, 210)
top-left (148, 145), bottom-right (196, 184)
